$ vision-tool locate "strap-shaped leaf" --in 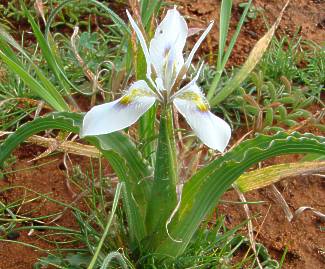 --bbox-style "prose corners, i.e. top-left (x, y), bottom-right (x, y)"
top-left (235, 161), bottom-right (325, 193)
top-left (0, 112), bottom-right (152, 245)
top-left (155, 131), bottom-right (325, 256)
